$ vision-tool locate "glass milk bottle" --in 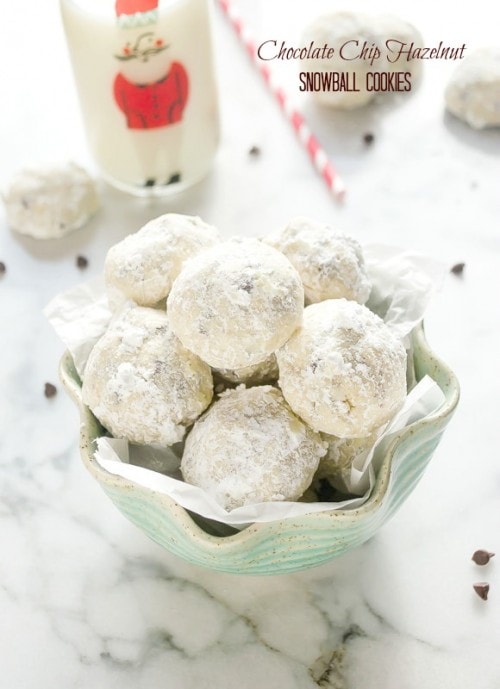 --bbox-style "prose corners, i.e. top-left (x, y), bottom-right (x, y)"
top-left (60, 0), bottom-right (219, 195)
